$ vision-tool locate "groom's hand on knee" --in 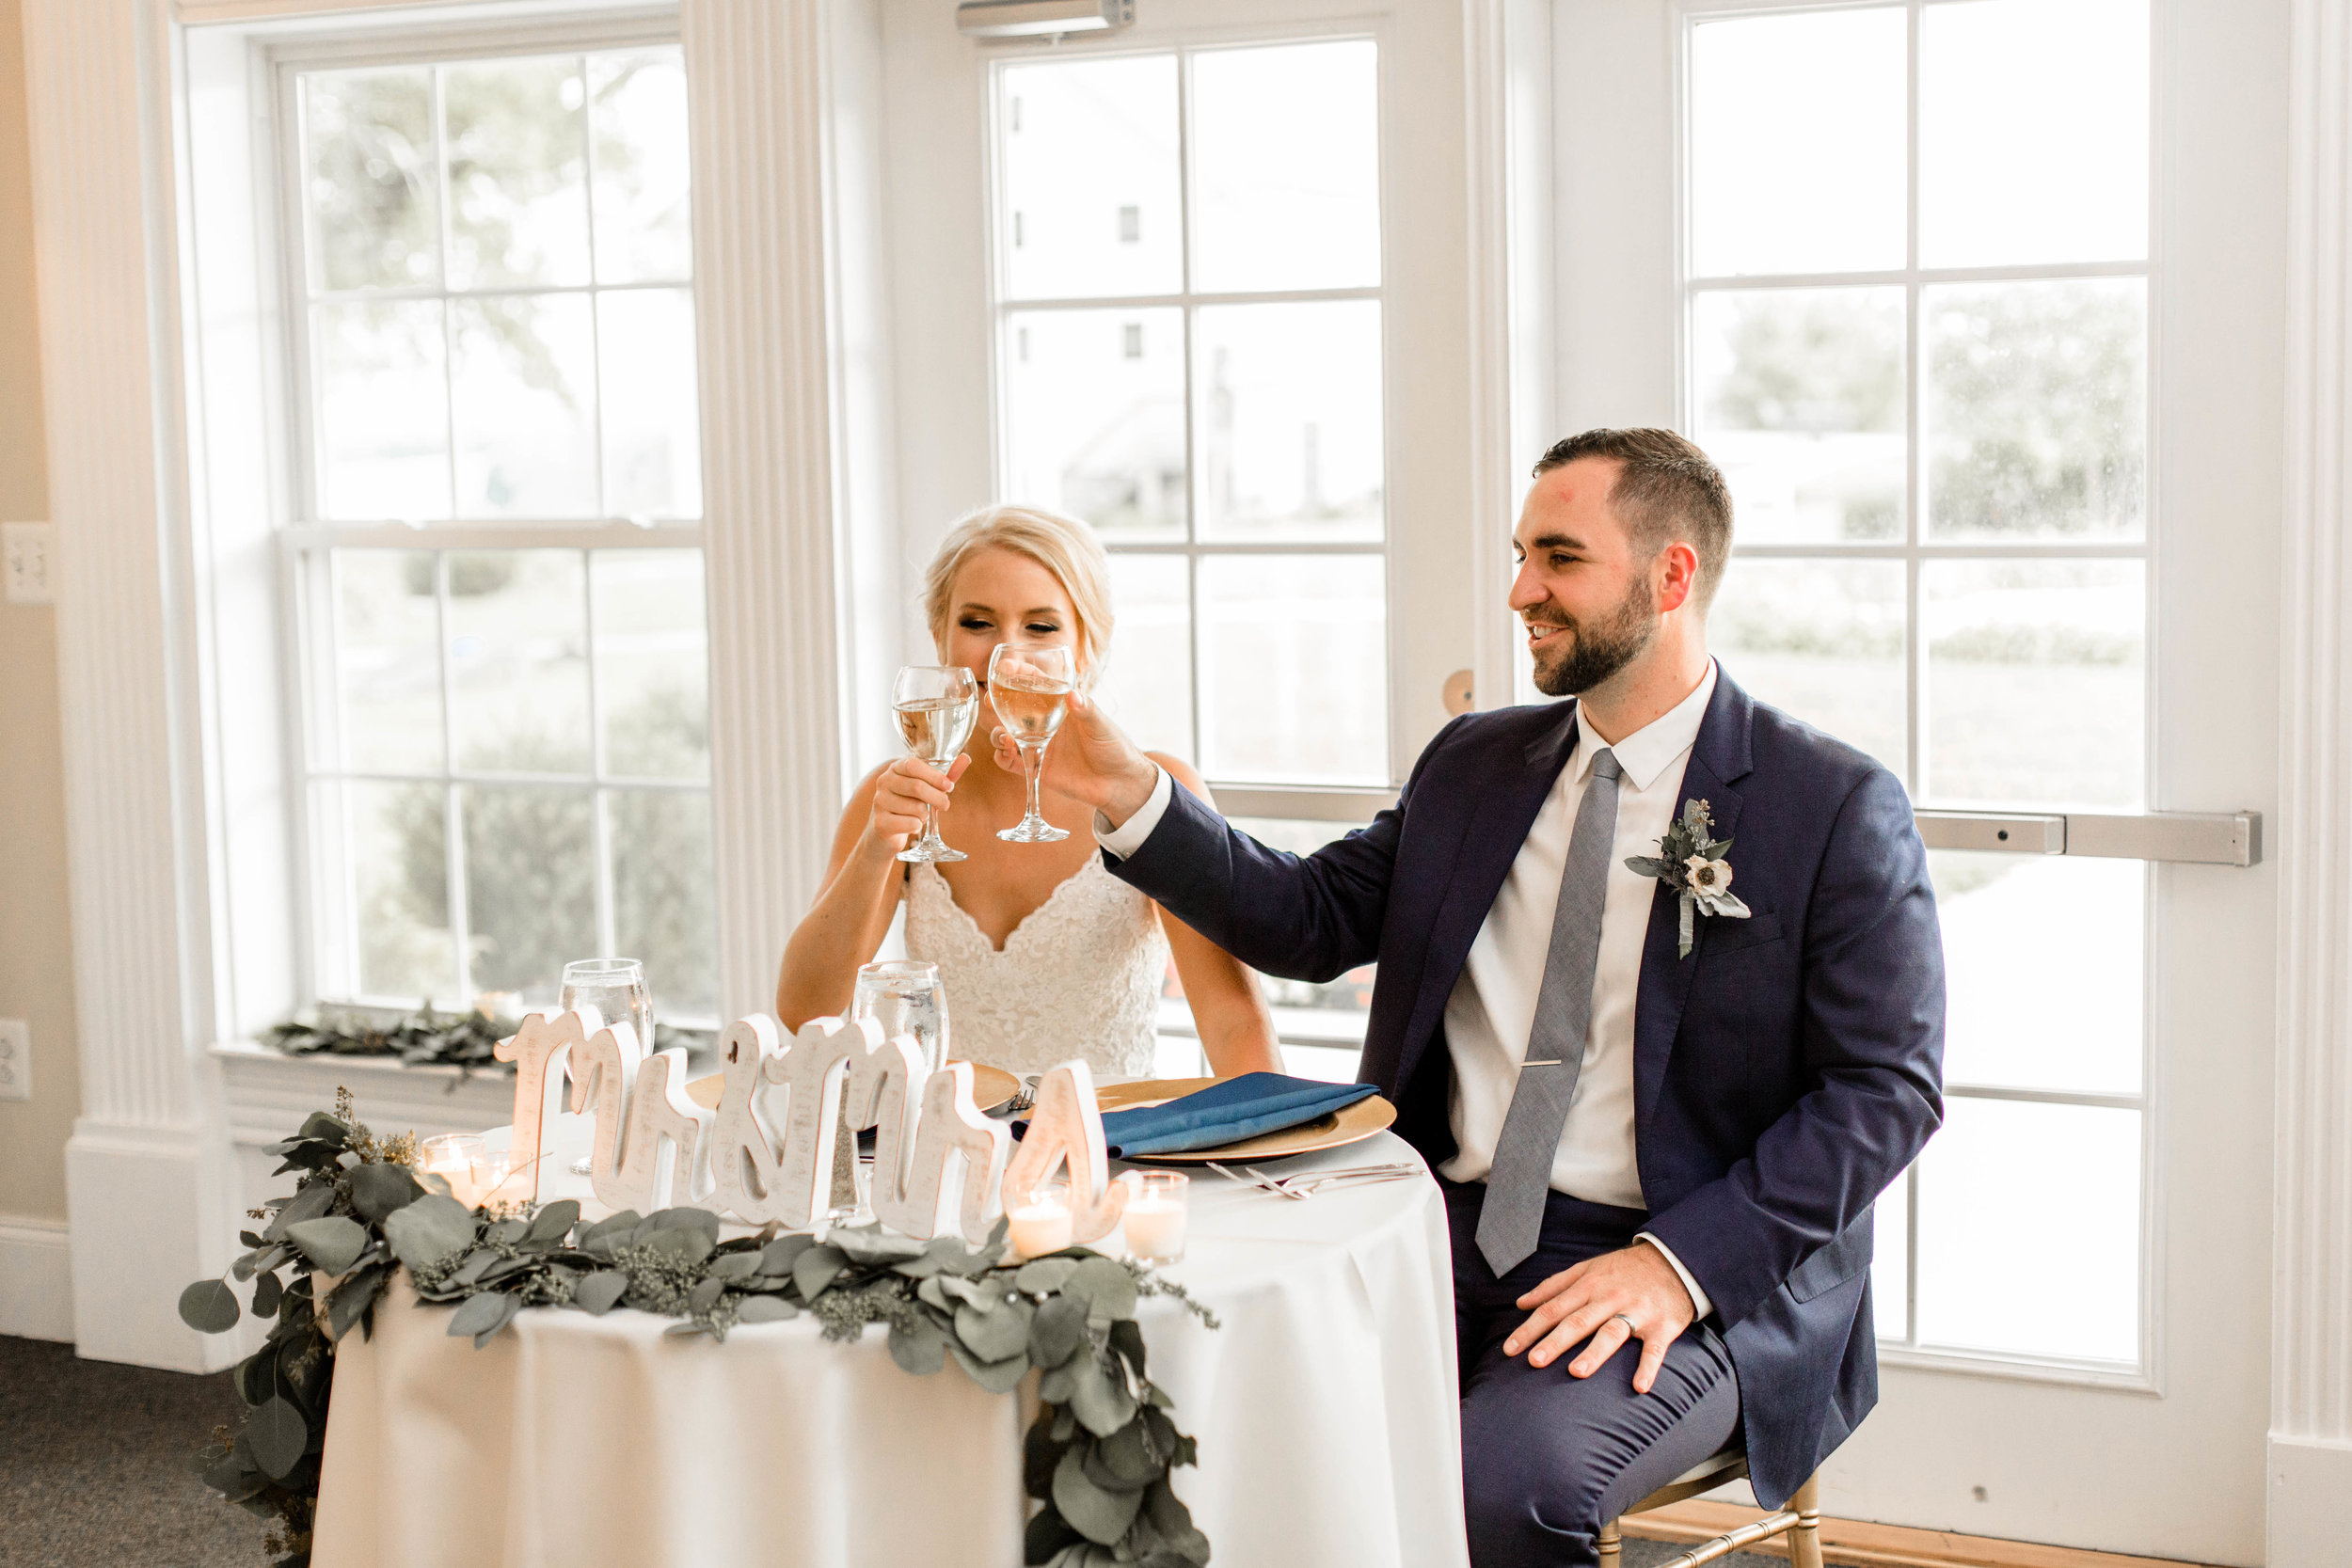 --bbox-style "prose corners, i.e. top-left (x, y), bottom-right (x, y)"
top-left (1502, 1244), bottom-right (1699, 1395)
